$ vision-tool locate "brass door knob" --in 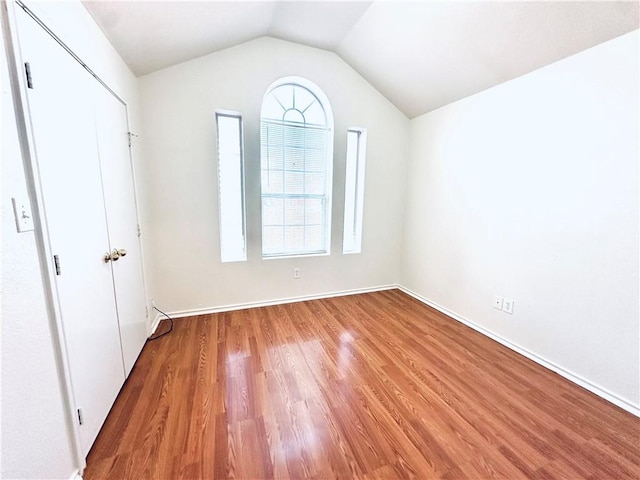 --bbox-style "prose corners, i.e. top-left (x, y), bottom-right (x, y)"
top-left (104, 249), bottom-right (127, 263)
